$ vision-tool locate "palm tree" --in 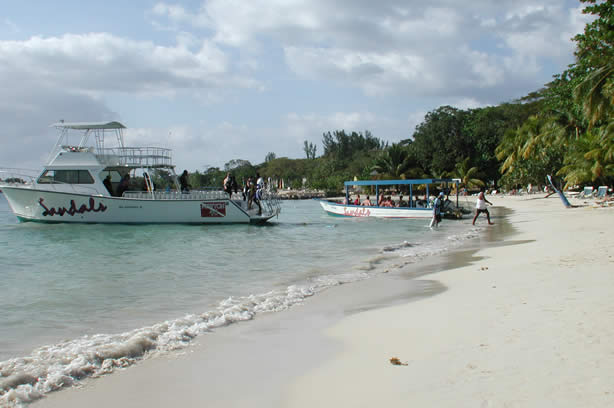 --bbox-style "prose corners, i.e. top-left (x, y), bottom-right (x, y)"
top-left (562, 61), bottom-right (614, 187)
top-left (453, 157), bottom-right (484, 190)
top-left (371, 143), bottom-right (412, 179)
top-left (496, 116), bottom-right (542, 177)
top-left (496, 115), bottom-right (568, 188)
top-left (573, 61), bottom-right (614, 128)
top-left (557, 130), bottom-right (609, 187)
top-left (598, 121), bottom-right (614, 163)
